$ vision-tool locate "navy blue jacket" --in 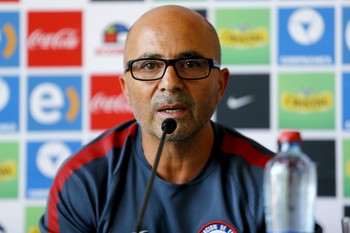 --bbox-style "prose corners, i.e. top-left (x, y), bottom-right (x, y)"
top-left (39, 120), bottom-right (321, 233)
